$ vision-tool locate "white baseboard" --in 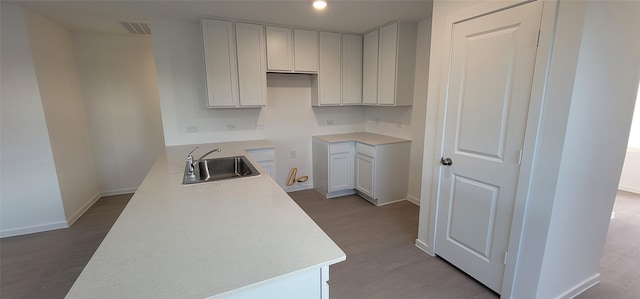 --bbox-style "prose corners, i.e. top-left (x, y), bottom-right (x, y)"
top-left (66, 192), bottom-right (101, 226)
top-left (101, 187), bottom-right (137, 197)
top-left (407, 195), bottom-right (420, 206)
top-left (555, 273), bottom-right (600, 299)
top-left (415, 239), bottom-right (435, 256)
top-left (618, 185), bottom-right (640, 195)
top-left (0, 221), bottom-right (68, 238)
top-left (284, 182), bottom-right (313, 193)
top-left (377, 198), bottom-right (408, 206)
